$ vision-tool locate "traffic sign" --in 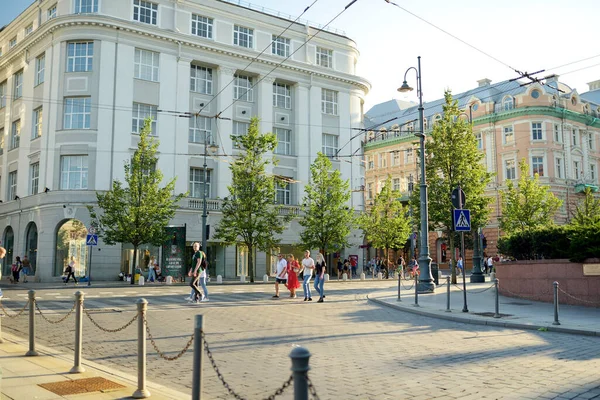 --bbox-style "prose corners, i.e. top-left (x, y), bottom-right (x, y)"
top-left (453, 209), bottom-right (471, 232)
top-left (88, 226), bottom-right (96, 234)
top-left (86, 234), bottom-right (98, 246)
top-left (451, 187), bottom-right (466, 209)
